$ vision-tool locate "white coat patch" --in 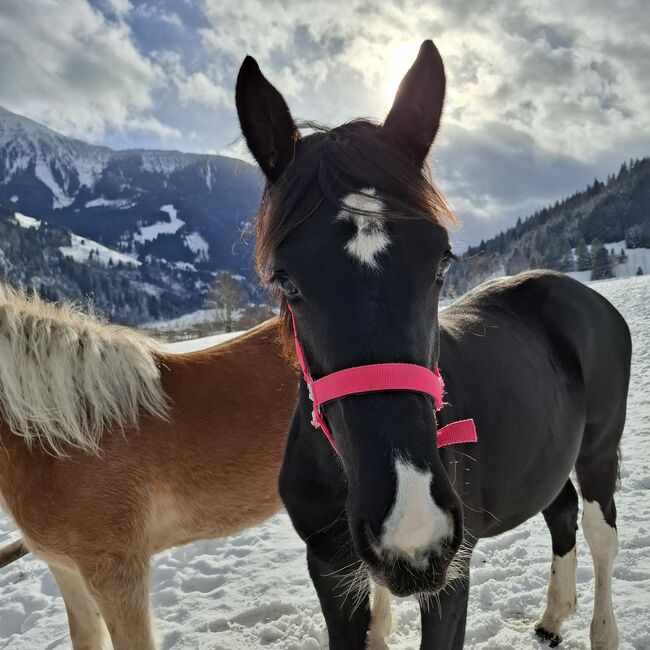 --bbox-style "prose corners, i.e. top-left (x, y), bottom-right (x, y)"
top-left (582, 500), bottom-right (619, 649)
top-left (337, 189), bottom-right (390, 269)
top-left (537, 545), bottom-right (577, 636)
top-left (380, 458), bottom-right (453, 564)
